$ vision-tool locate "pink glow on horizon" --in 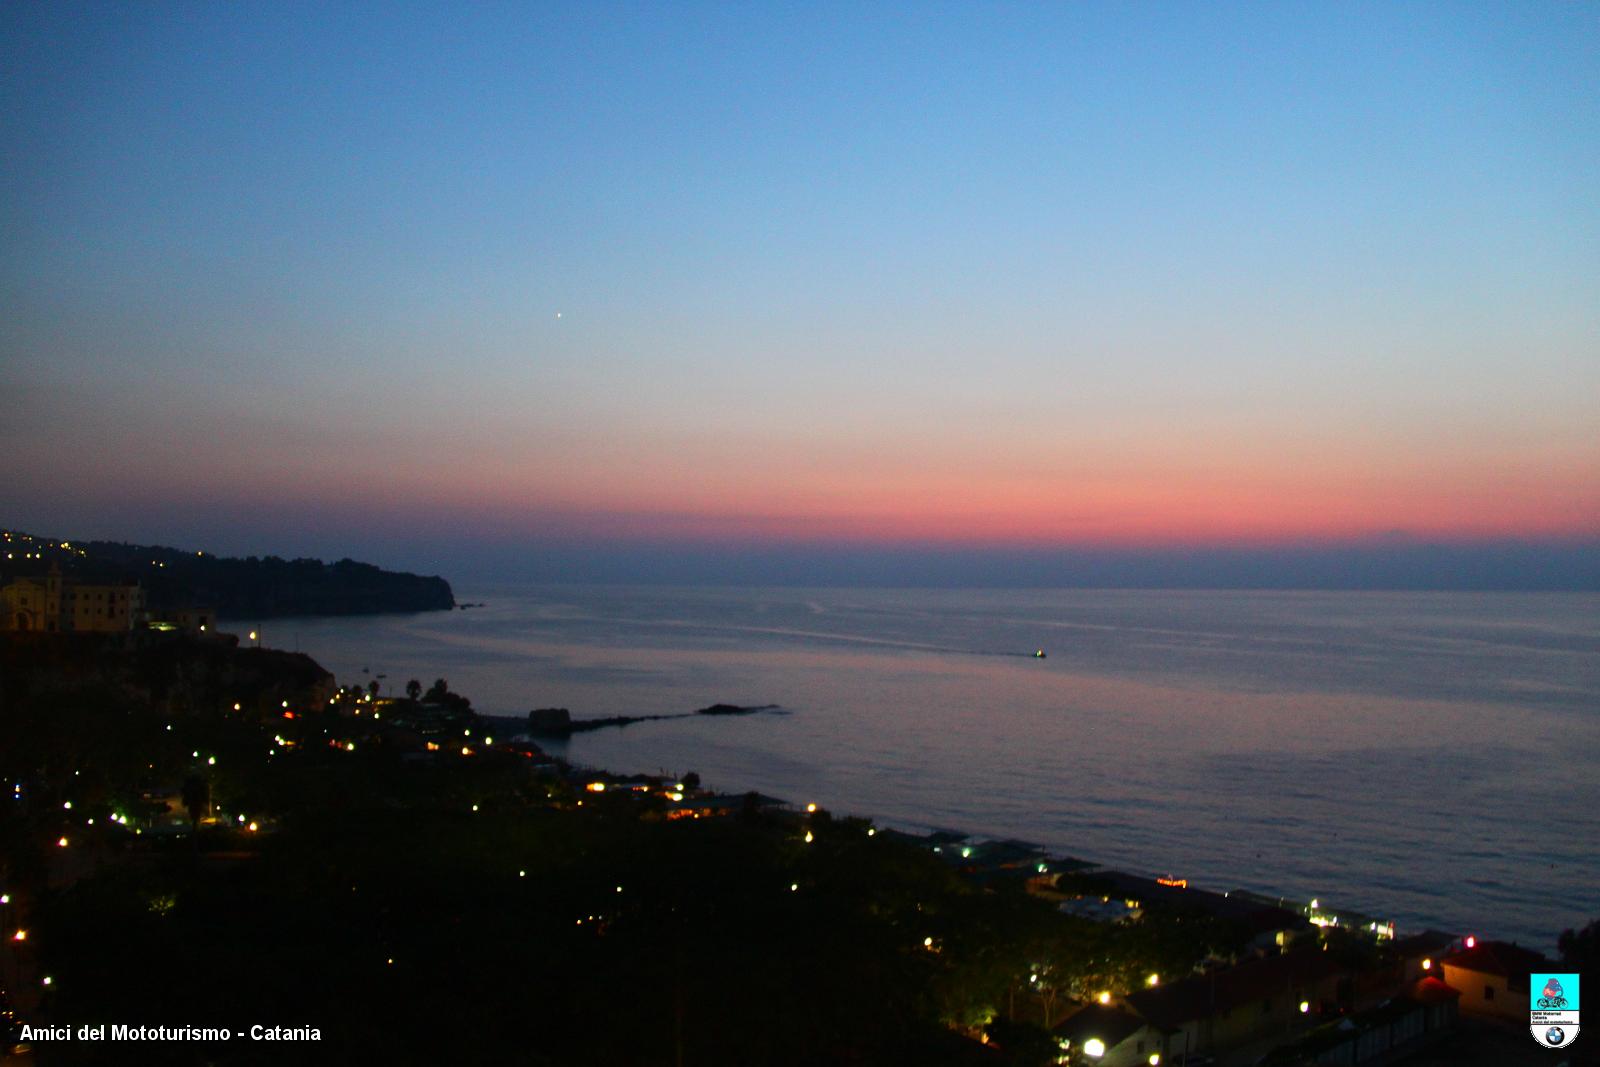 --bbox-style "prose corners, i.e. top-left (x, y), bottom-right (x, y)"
top-left (10, 389), bottom-right (1595, 550)
top-left (91, 461), bottom-right (1597, 550)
